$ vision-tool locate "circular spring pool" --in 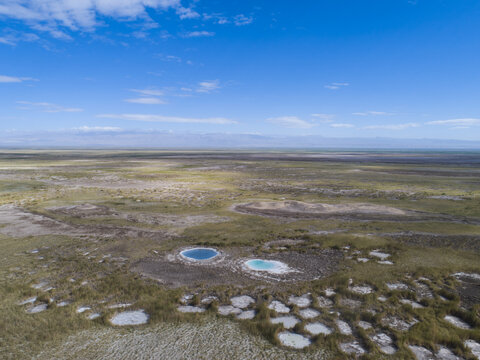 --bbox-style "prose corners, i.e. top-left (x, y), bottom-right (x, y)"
top-left (180, 248), bottom-right (219, 261)
top-left (244, 259), bottom-right (290, 274)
